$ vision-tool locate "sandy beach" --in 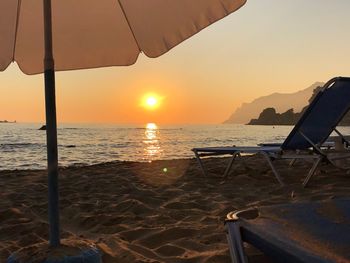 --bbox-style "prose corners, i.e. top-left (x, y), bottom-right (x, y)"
top-left (1, 155), bottom-right (349, 262)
